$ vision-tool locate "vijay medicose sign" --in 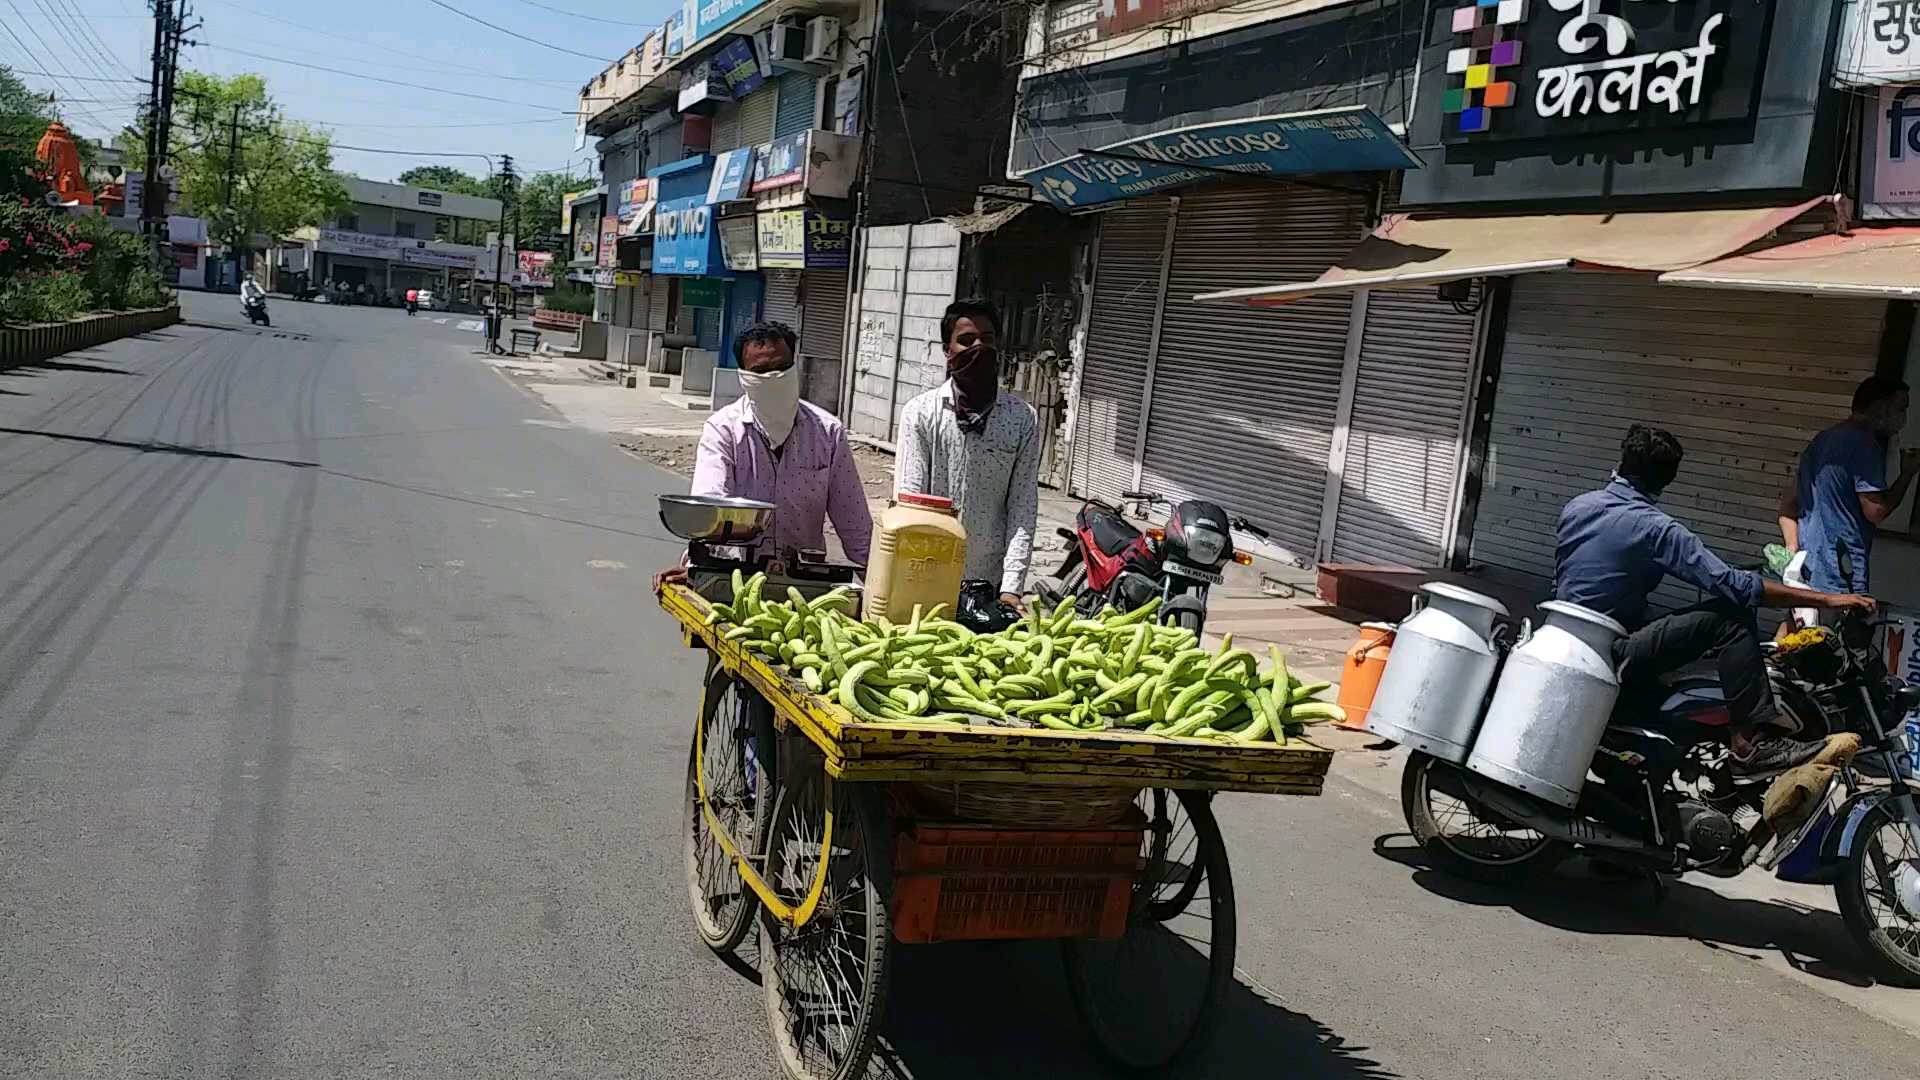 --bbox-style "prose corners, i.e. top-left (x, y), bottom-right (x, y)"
top-left (1022, 107), bottom-right (1419, 212)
